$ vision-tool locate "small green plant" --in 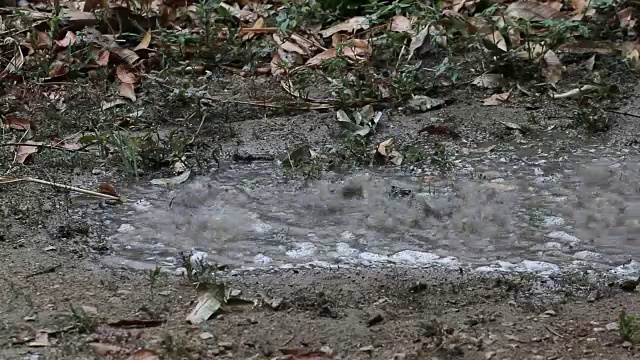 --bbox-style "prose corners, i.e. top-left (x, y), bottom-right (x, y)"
top-left (68, 304), bottom-right (97, 333)
top-left (430, 143), bottom-right (454, 174)
top-left (148, 265), bottom-right (165, 300)
top-left (619, 310), bottom-right (640, 343)
top-left (178, 251), bottom-right (221, 288)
